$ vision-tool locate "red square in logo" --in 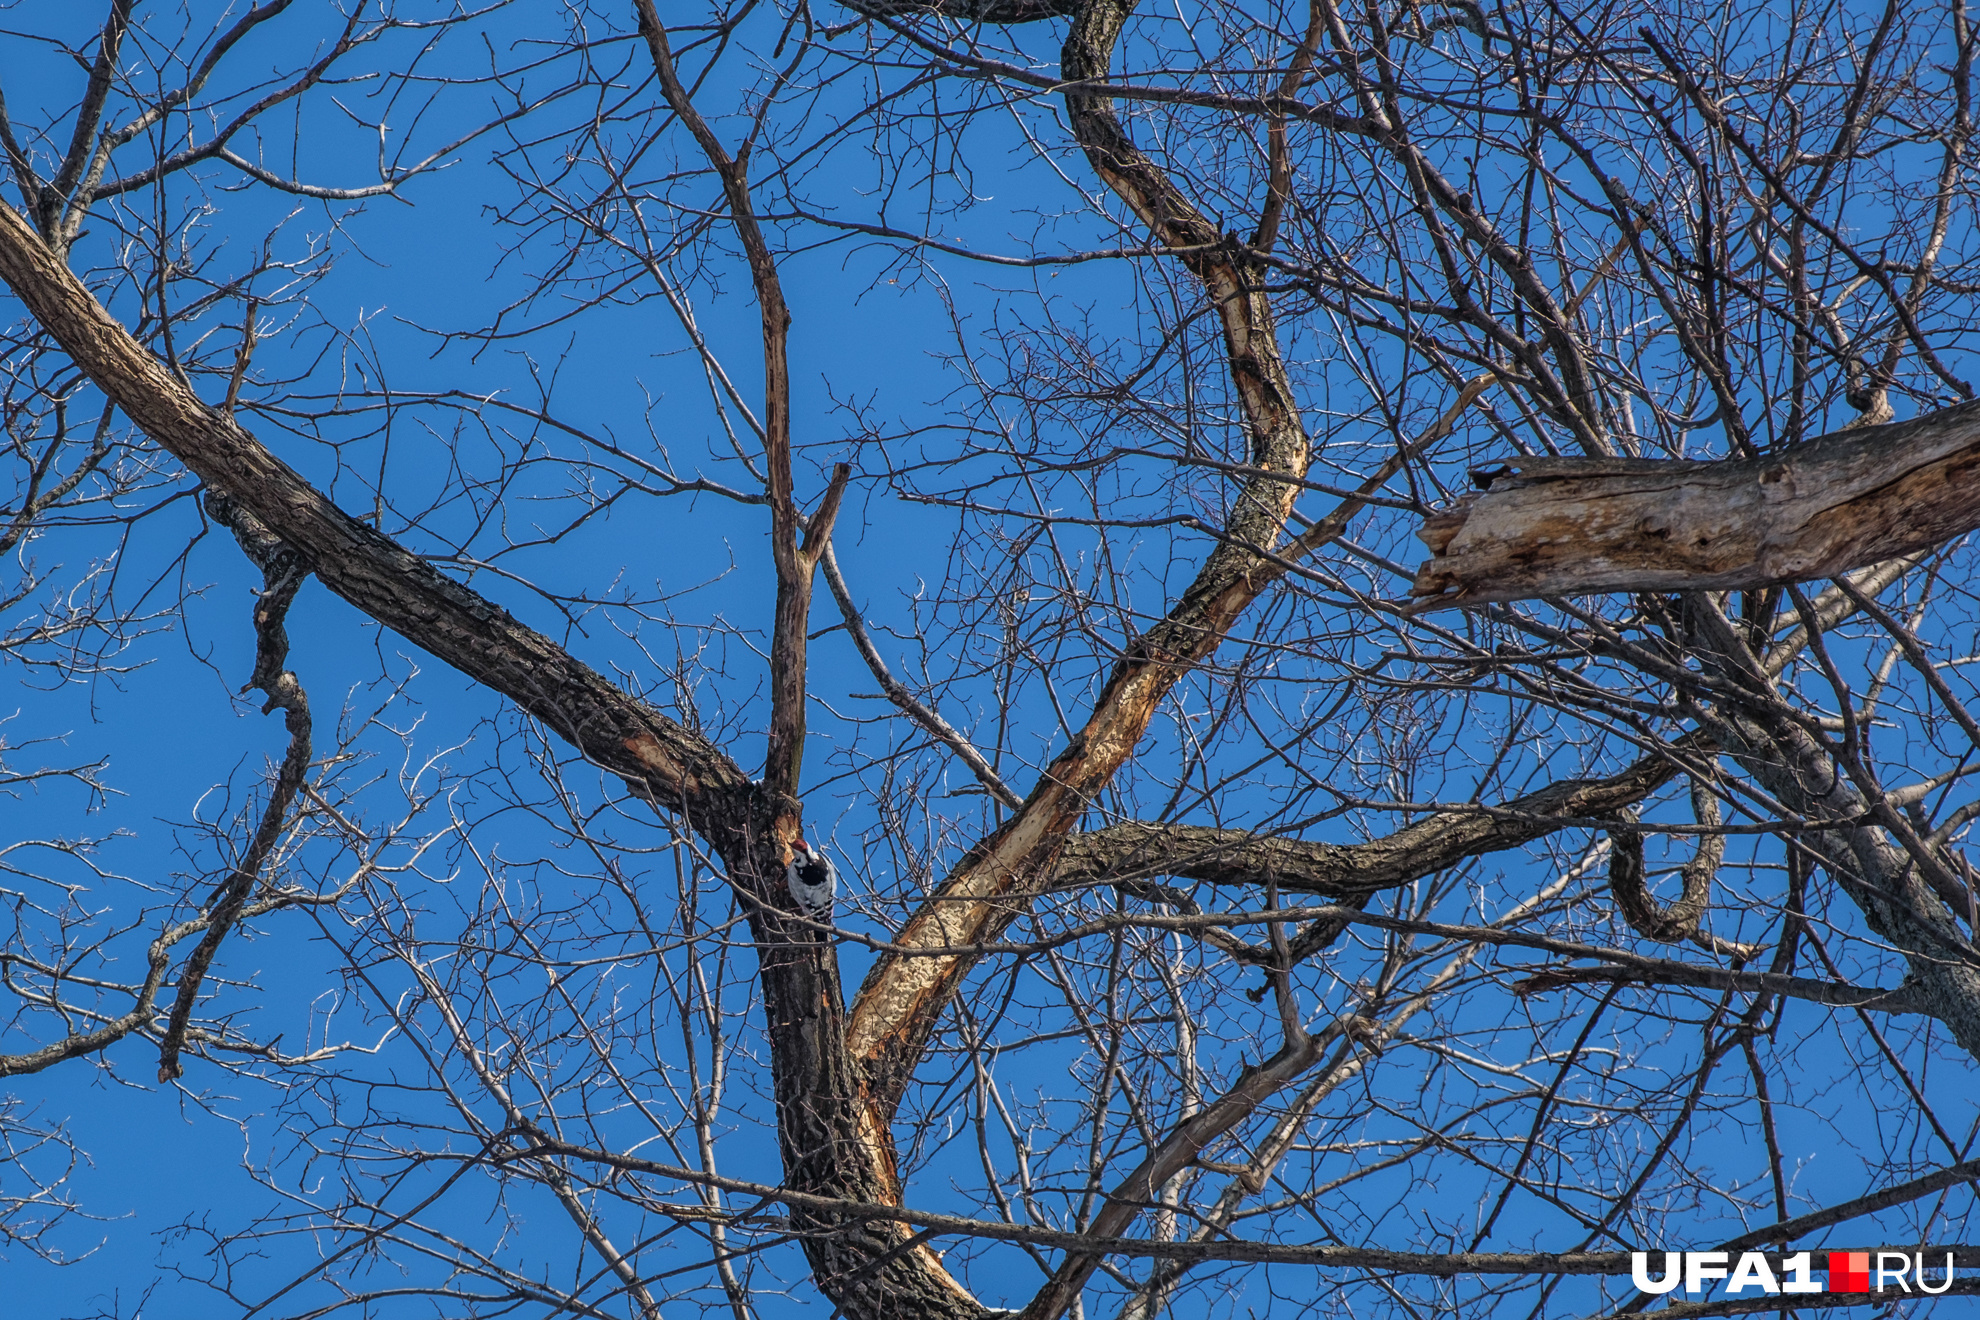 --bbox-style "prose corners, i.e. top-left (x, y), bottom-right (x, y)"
top-left (1829, 1251), bottom-right (1871, 1293)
